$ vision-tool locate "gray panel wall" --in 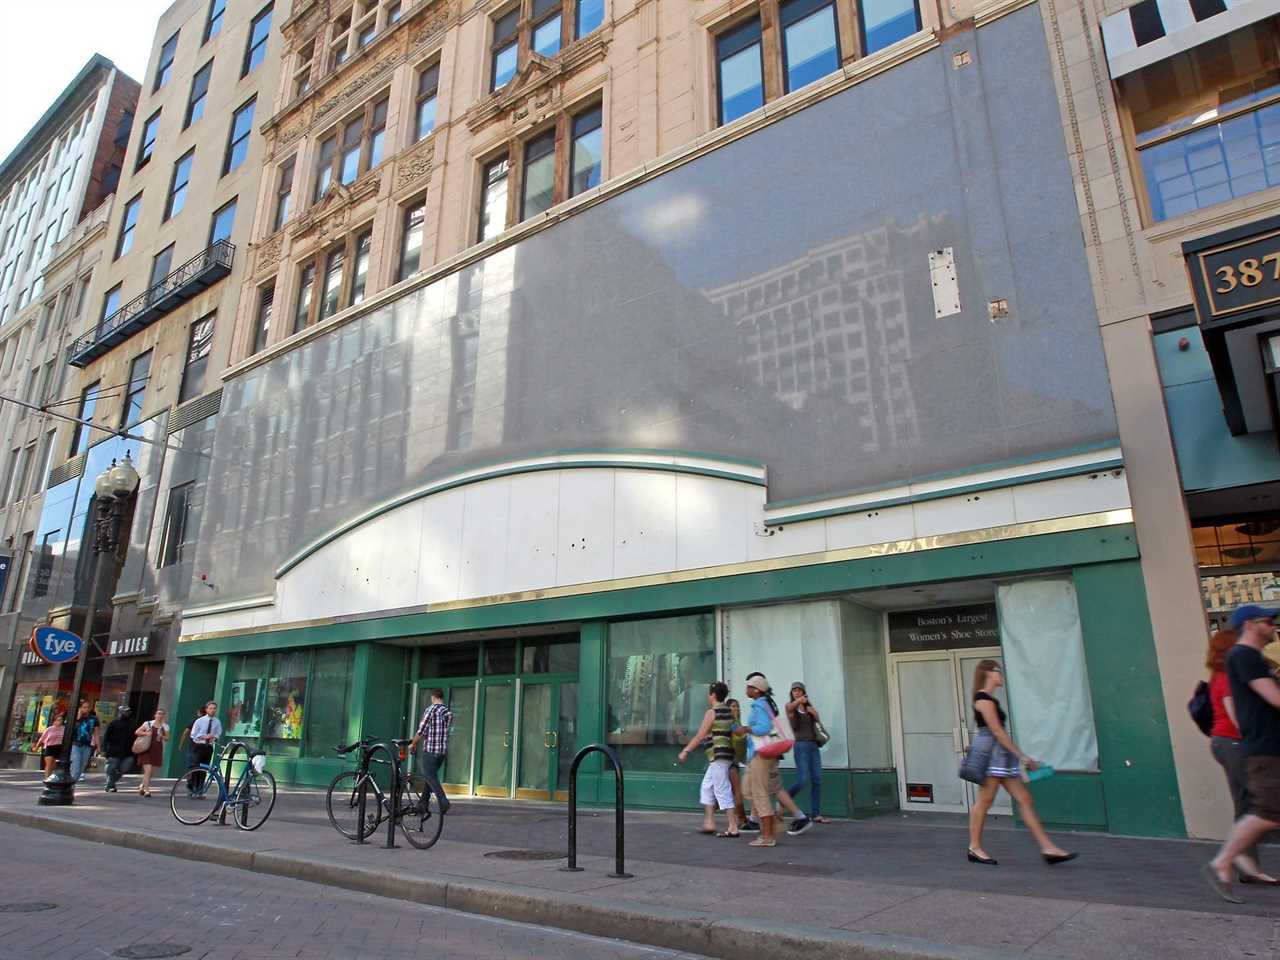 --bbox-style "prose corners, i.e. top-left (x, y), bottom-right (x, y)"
top-left (200, 6), bottom-right (1116, 602)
